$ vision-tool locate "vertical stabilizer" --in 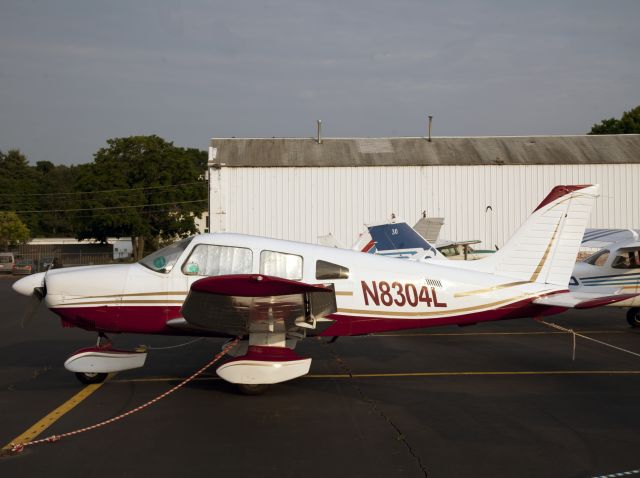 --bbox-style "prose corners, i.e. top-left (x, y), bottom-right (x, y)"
top-left (413, 217), bottom-right (444, 243)
top-left (464, 185), bottom-right (600, 286)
